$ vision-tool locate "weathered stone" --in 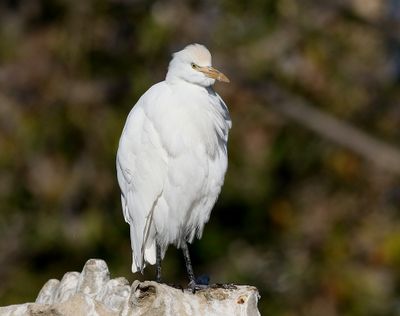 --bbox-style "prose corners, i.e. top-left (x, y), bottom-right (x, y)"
top-left (55, 272), bottom-right (80, 303)
top-left (0, 259), bottom-right (261, 316)
top-left (36, 279), bottom-right (60, 304)
top-left (77, 259), bottom-right (110, 299)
